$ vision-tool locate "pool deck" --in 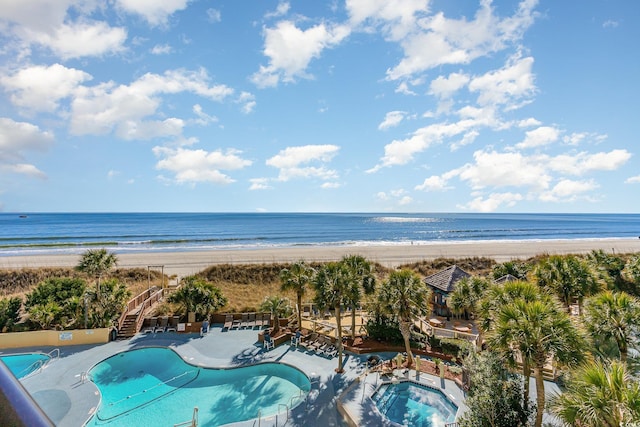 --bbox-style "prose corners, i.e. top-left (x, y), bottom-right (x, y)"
top-left (3, 325), bottom-right (561, 427)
